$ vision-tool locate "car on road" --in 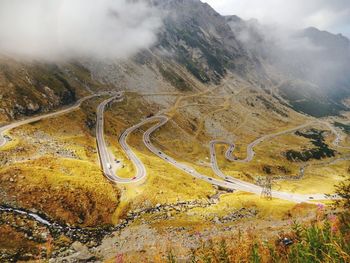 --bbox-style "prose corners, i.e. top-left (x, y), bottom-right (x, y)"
top-left (107, 163), bottom-right (112, 169)
top-left (132, 176), bottom-right (137, 180)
